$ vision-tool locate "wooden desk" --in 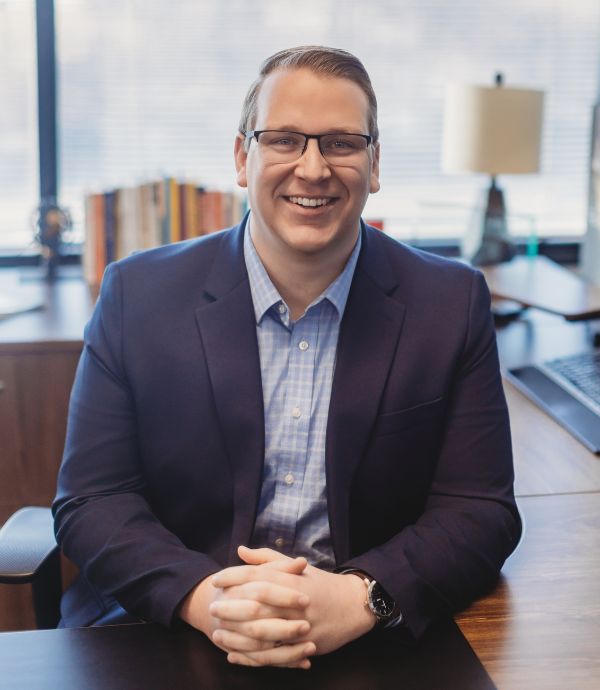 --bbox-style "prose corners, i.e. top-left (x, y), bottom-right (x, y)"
top-left (455, 309), bottom-right (600, 689)
top-left (0, 618), bottom-right (495, 690)
top-left (457, 491), bottom-right (600, 690)
top-left (480, 255), bottom-right (600, 321)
